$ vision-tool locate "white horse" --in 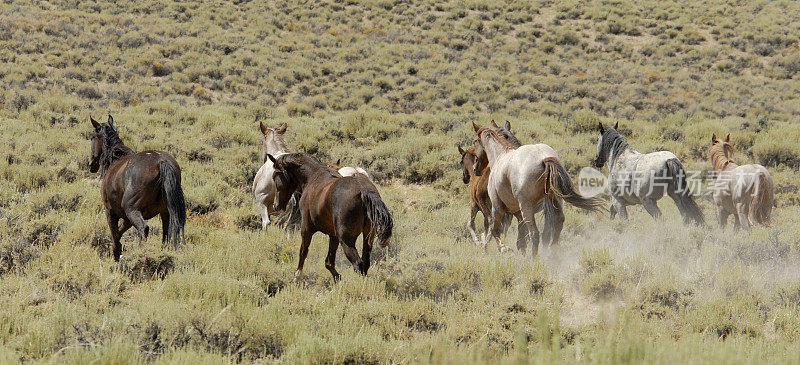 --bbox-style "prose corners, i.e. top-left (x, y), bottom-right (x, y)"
top-left (709, 134), bottom-right (773, 231)
top-left (592, 122), bottom-right (704, 225)
top-left (338, 166), bottom-right (370, 178)
top-left (472, 122), bottom-right (604, 257)
top-left (252, 122), bottom-right (290, 230)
